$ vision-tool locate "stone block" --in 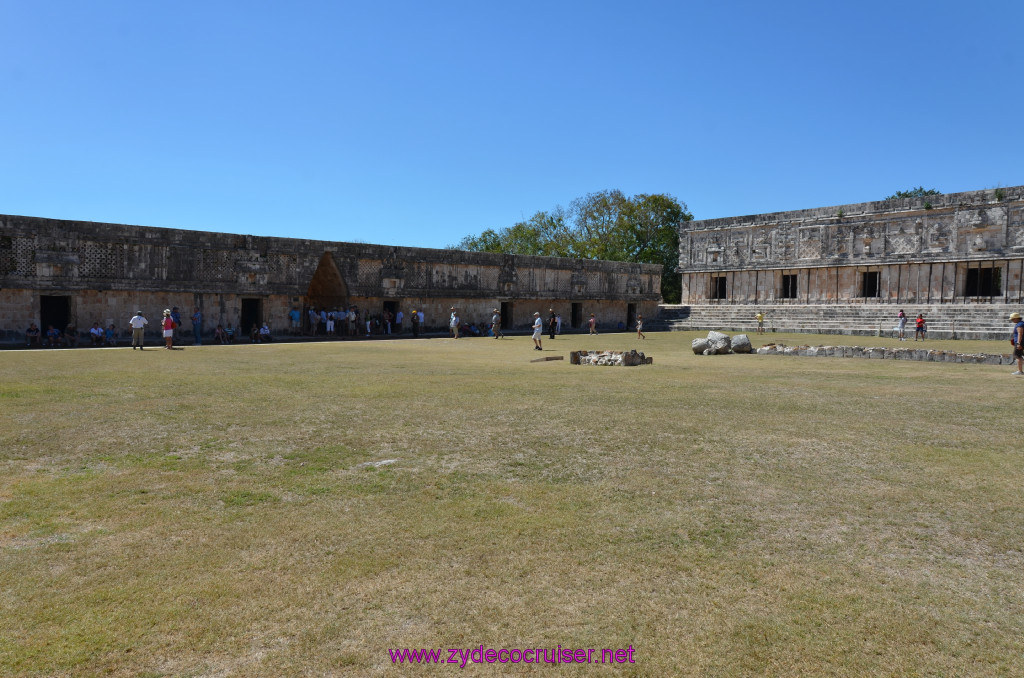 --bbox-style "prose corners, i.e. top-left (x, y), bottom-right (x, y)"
top-left (731, 334), bottom-right (752, 353)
